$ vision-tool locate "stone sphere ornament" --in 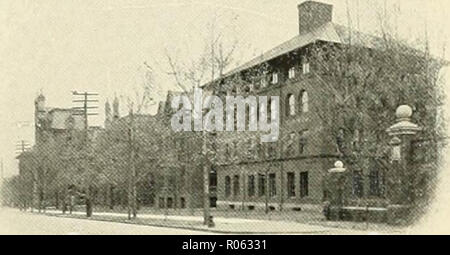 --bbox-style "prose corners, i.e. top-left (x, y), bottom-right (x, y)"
top-left (329, 160), bottom-right (346, 173)
top-left (395, 105), bottom-right (413, 120)
top-left (386, 105), bottom-right (422, 136)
